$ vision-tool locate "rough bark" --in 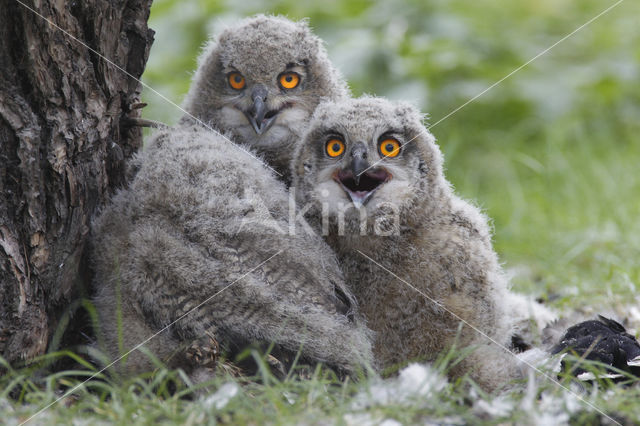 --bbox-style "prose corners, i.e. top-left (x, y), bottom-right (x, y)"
top-left (0, 0), bottom-right (154, 364)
